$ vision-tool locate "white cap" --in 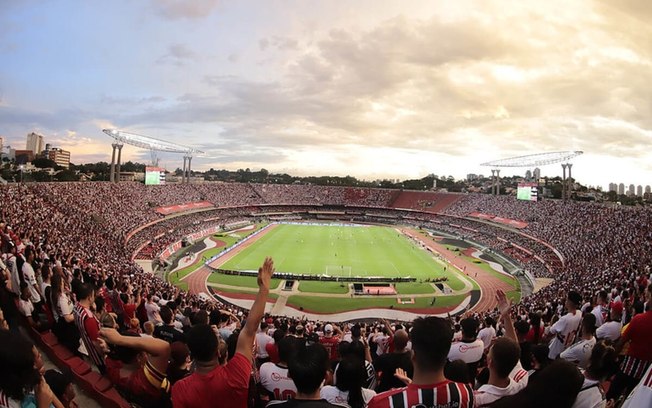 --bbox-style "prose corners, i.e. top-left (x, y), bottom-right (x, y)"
top-left (324, 324), bottom-right (333, 333)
